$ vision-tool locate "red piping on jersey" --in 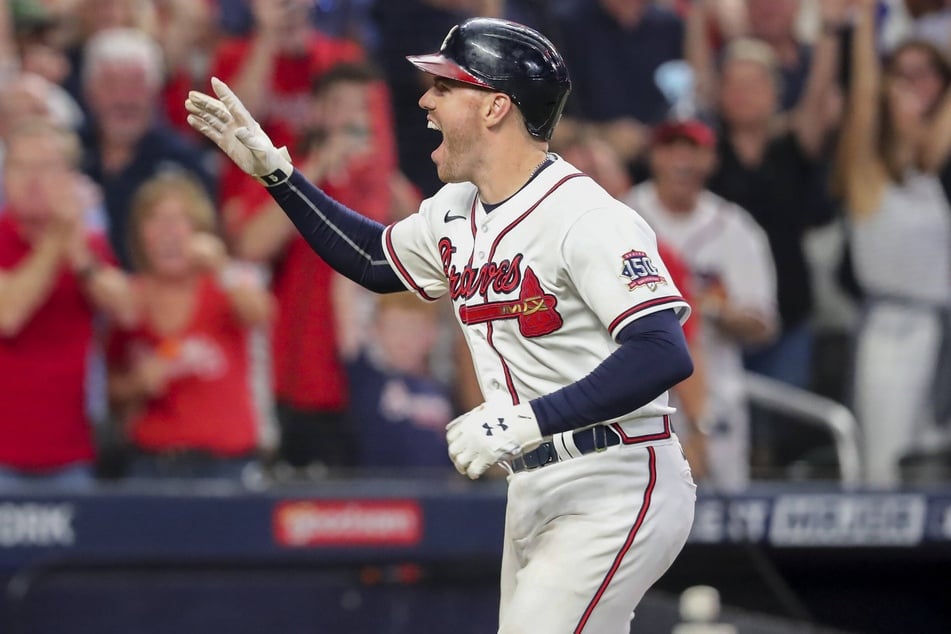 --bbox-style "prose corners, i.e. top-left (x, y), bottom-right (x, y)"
top-left (384, 226), bottom-right (437, 301)
top-left (485, 322), bottom-right (520, 405)
top-left (608, 296), bottom-right (685, 335)
top-left (484, 173), bottom-right (586, 264)
top-left (611, 415), bottom-right (672, 444)
top-left (472, 172), bottom-right (586, 405)
top-left (574, 446), bottom-right (657, 633)
top-left (469, 194), bottom-right (478, 240)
